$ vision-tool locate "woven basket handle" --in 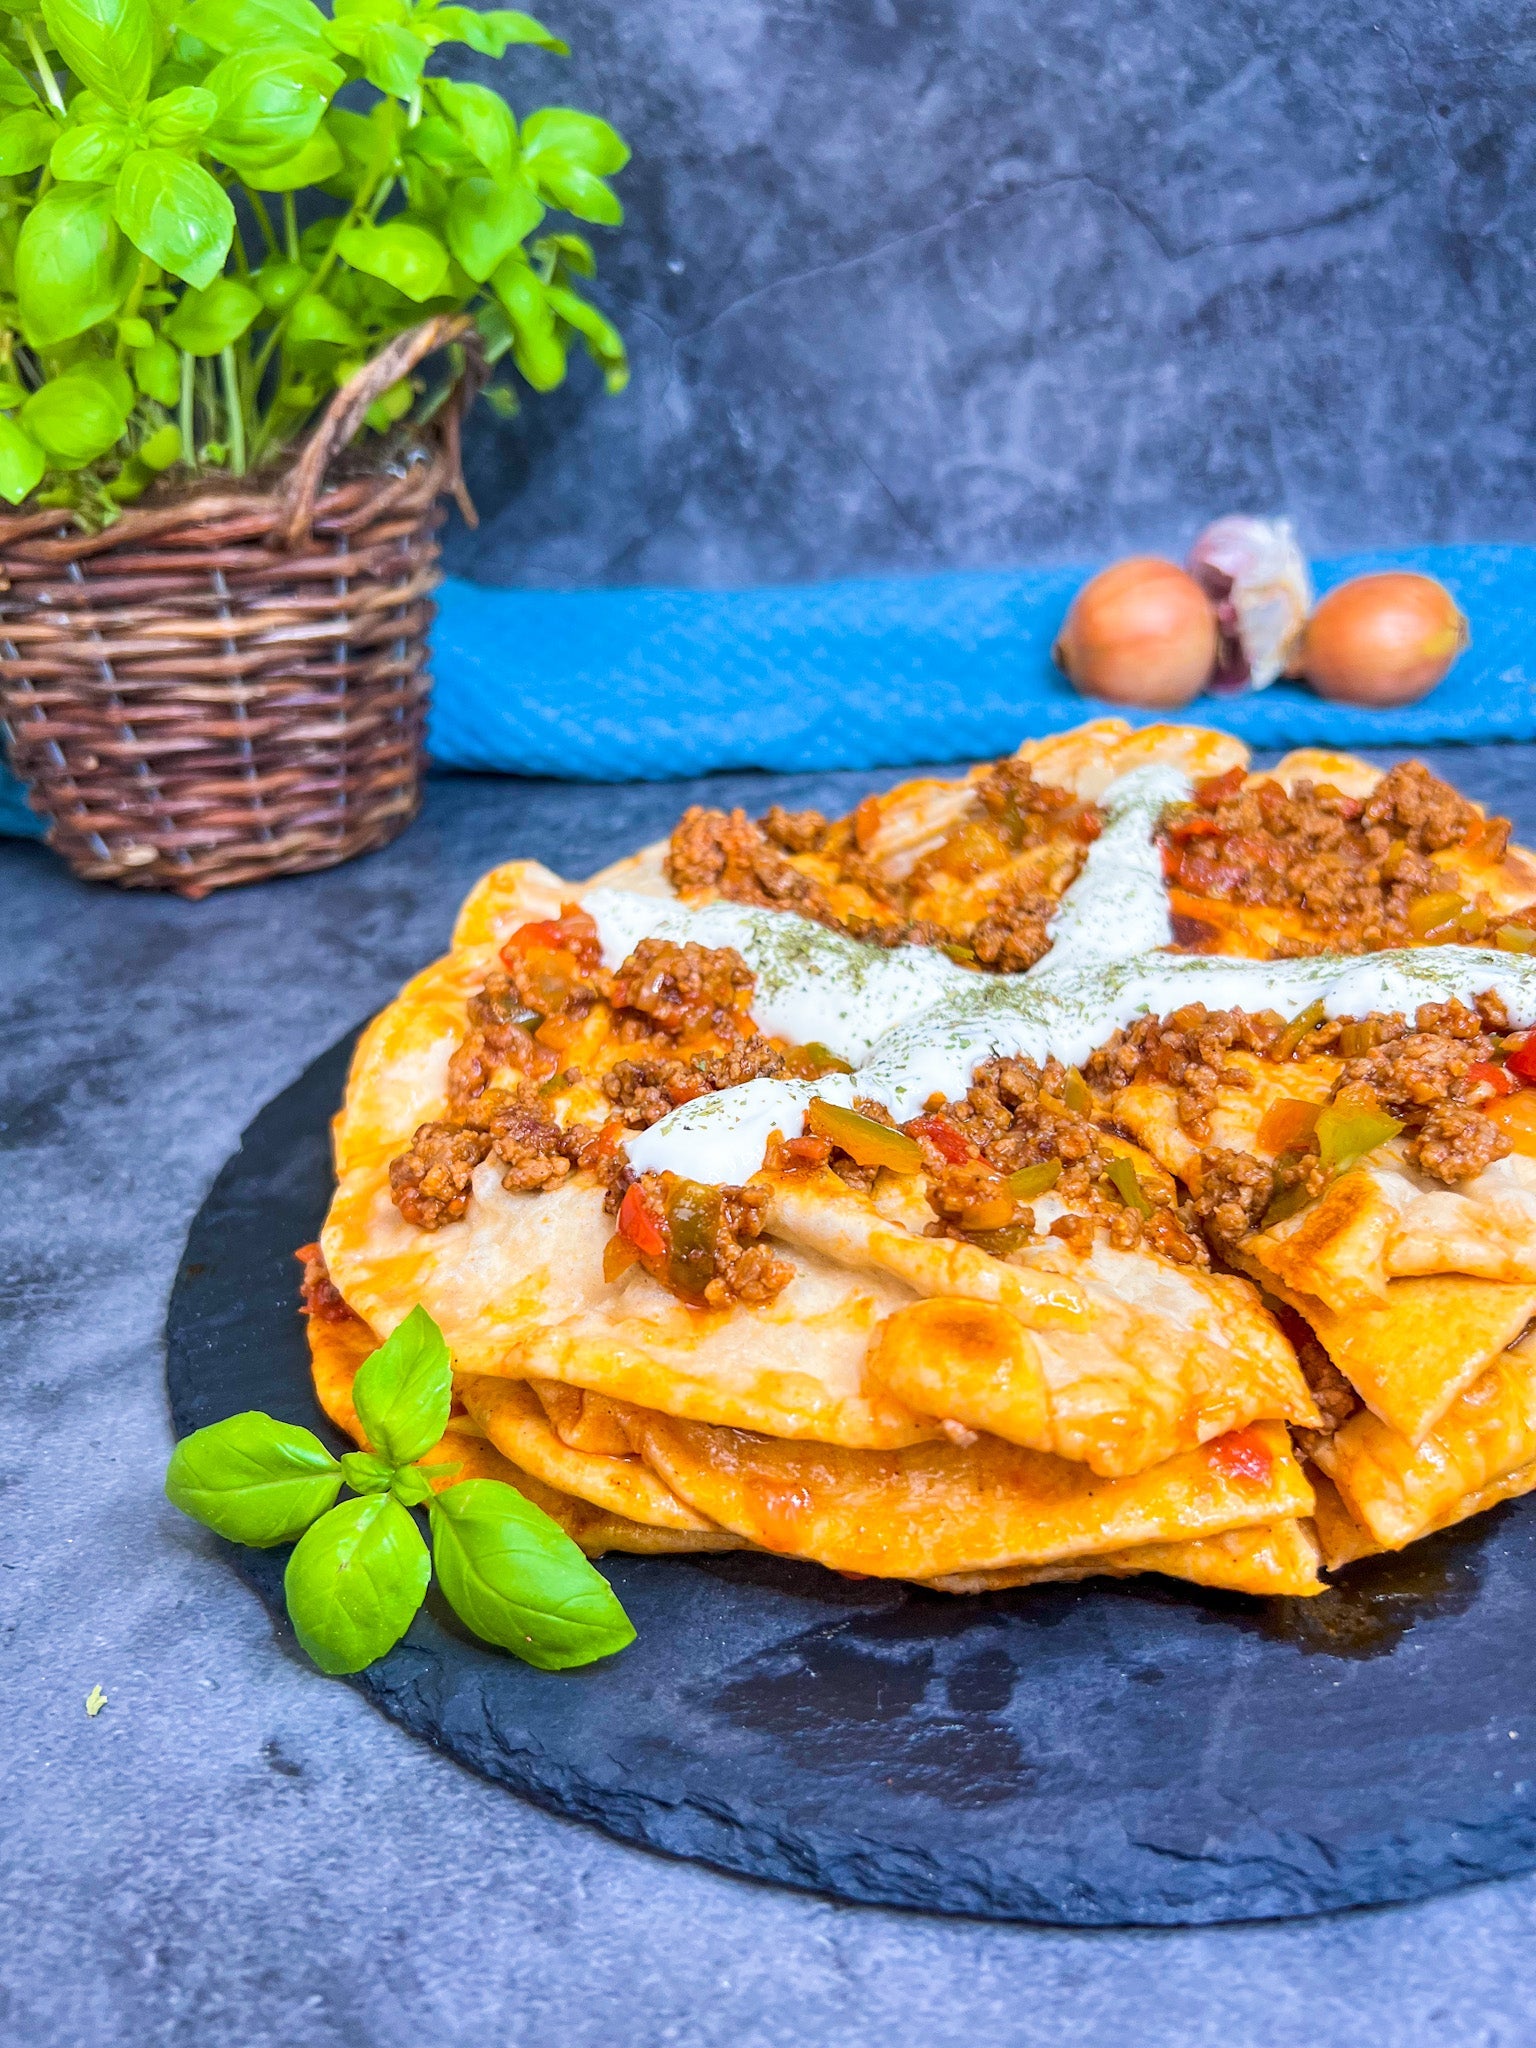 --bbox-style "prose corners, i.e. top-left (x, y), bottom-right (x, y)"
top-left (275, 313), bottom-right (487, 549)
